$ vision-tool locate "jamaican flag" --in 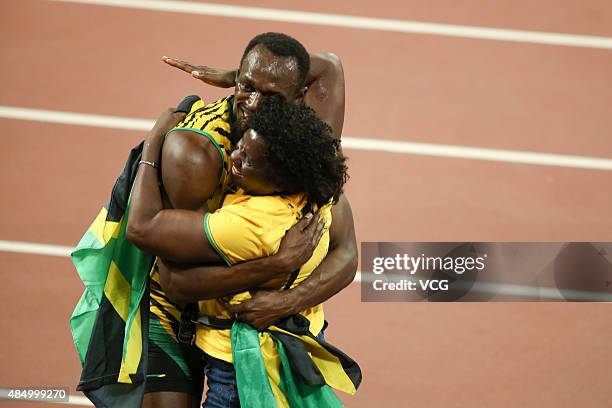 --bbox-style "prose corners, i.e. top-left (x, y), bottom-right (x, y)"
top-left (69, 96), bottom-right (199, 407)
top-left (231, 314), bottom-right (362, 407)
top-left (69, 141), bottom-right (153, 407)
